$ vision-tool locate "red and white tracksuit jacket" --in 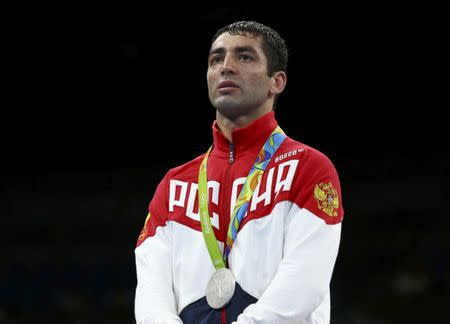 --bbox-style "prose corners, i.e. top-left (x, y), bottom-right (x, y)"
top-left (135, 111), bottom-right (344, 324)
